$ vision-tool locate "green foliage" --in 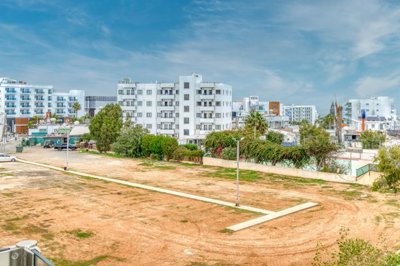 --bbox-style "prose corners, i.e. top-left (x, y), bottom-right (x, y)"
top-left (89, 104), bottom-right (123, 152)
top-left (244, 110), bottom-right (268, 137)
top-left (173, 146), bottom-right (204, 161)
top-left (313, 229), bottom-right (400, 266)
top-left (265, 131), bottom-right (284, 145)
top-left (283, 146), bottom-right (310, 168)
top-left (161, 136), bottom-right (179, 161)
top-left (183, 143), bottom-right (198, 150)
top-left (72, 102), bottom-right (81, 117)
top-left (80, 133), bottom-right (91, 142)
top-left (374, 146), bottom-right (400, 192)
top-left (208, 168), bottom-right (263, 181)
top-left (112, 125), bottom-right (148, 158)
top-left (221, 147), bottom-right (237, 160)
top-left (141, 135), bottom-right (178, 160)
top-left (318, 113), bottom-right (335, 129)
top-left (360, 130), bottom-right (385, 149)
top-left (300, 124), bottom-right (338, 170)
top-left (204, 130), bottom-right (243, 156)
